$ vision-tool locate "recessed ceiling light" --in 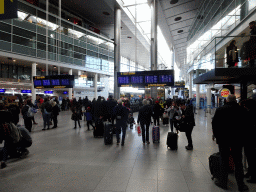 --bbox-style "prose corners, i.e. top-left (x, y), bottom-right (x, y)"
top-left (177, 30), bottom-right (183, 33)
top-left (170, 0), bottom-right (178, 4)
top-left (103, 12), bottom-right (110, 16)
top-left (175, 17), bottom-right (182, 21)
